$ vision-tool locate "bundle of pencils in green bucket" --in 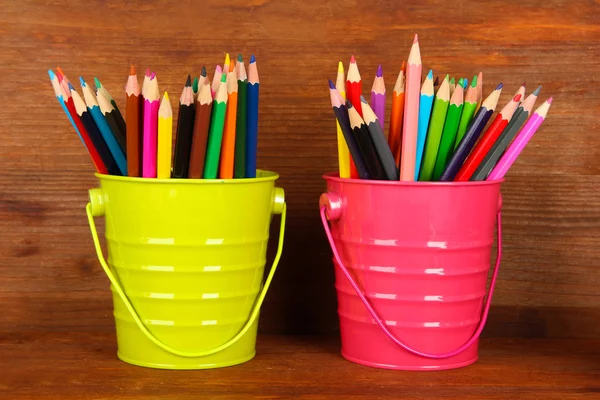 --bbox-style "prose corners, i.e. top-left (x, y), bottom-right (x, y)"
top-left (328, 34), bottom-right (553, 182)
top-left (48, 53), bottom-right (260, 179)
